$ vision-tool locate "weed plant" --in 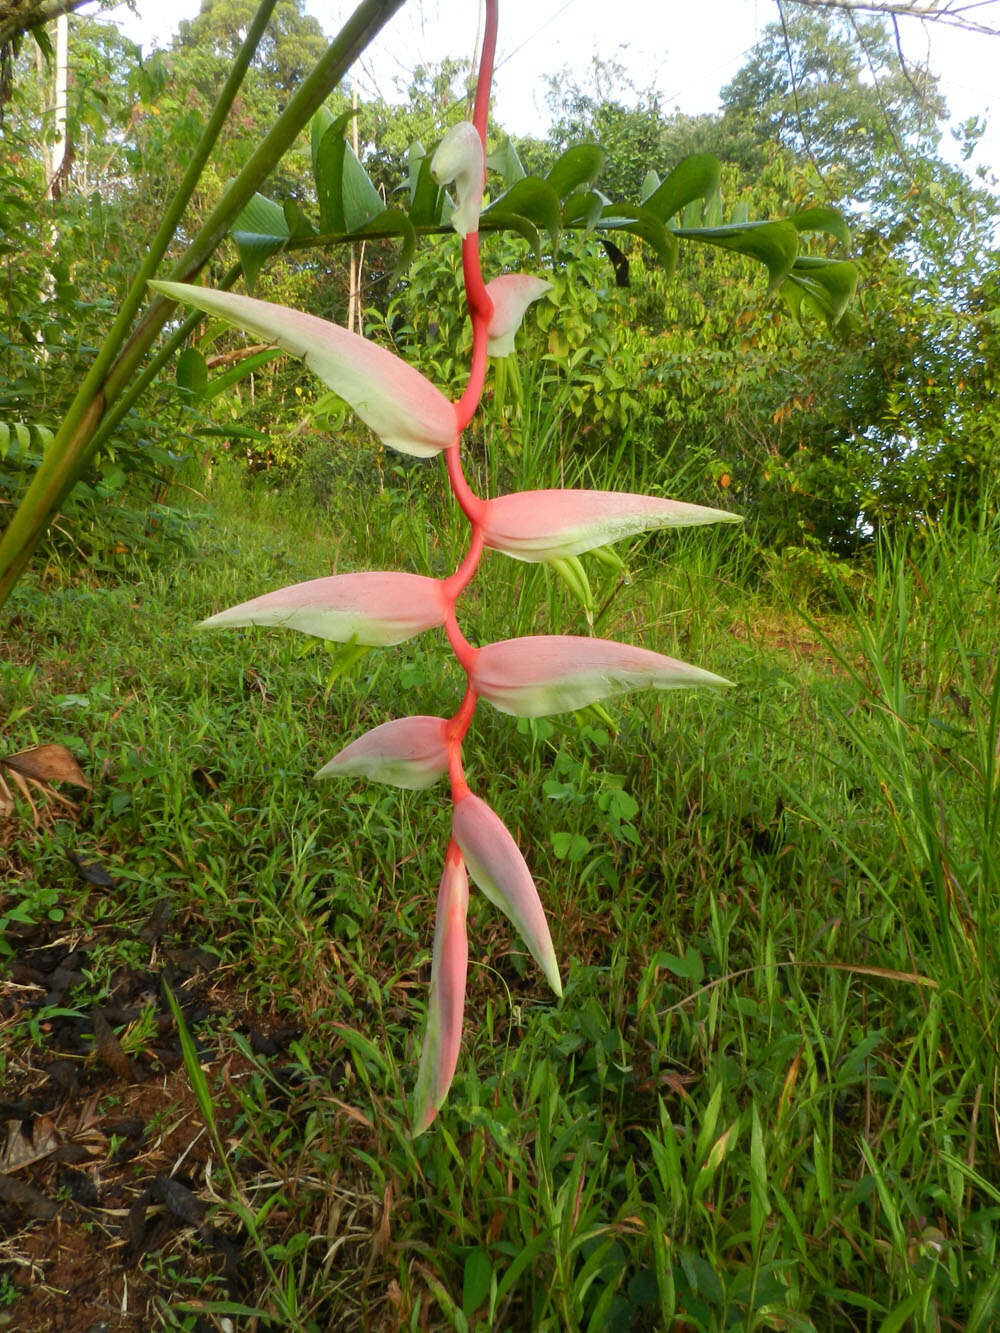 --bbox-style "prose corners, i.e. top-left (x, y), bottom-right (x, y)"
top-left (3, 466), bottom-right (998, 1331)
